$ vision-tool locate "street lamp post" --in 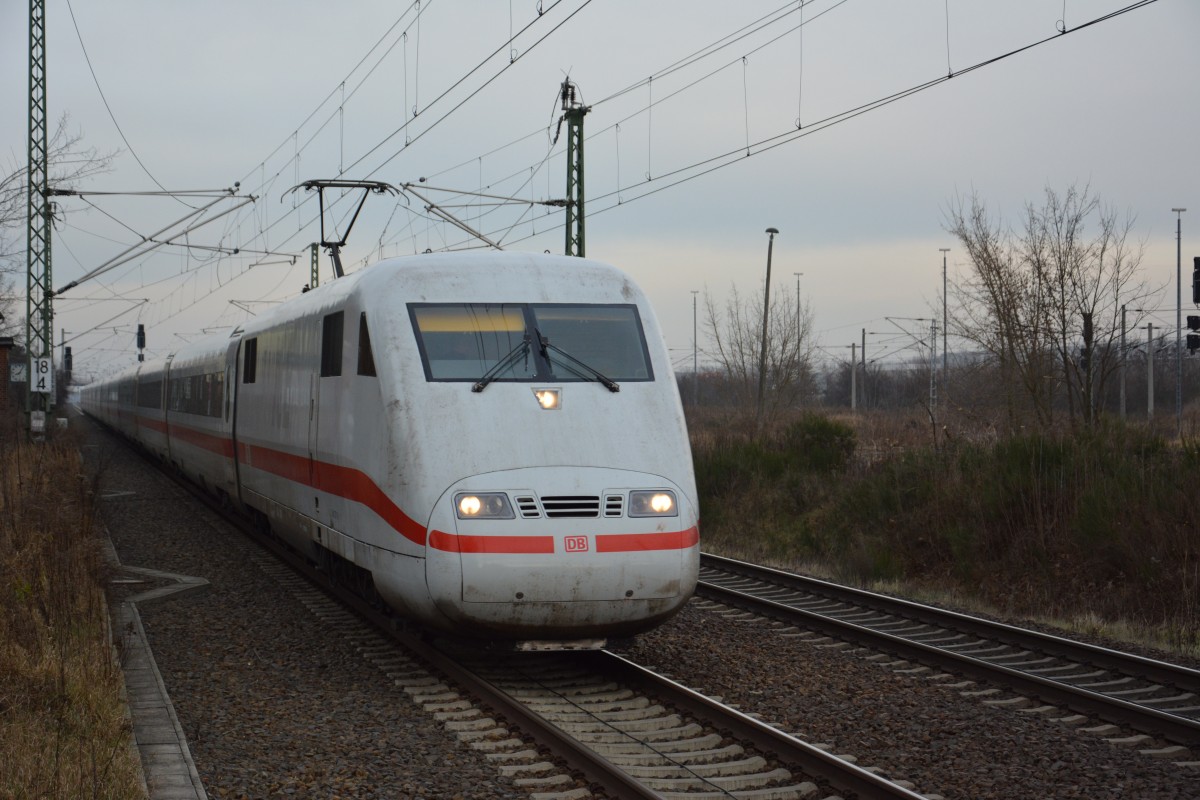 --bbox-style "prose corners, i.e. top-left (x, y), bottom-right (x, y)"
top-left (757, 228), bottom-right (779, 433)
top-left (1174, 208), bottom-right (1186, 439)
